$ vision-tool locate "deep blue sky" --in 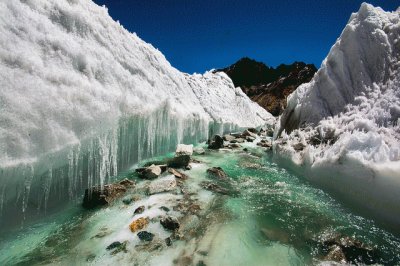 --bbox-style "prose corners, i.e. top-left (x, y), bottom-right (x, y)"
top-left (93, 0), bottom-right (399, 73)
